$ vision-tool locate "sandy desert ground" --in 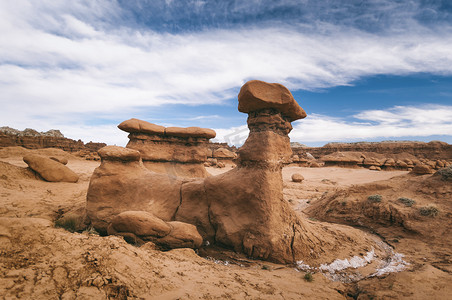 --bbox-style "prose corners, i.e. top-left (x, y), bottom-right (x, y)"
top-left (1, 147), bottom-right (451, 299)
